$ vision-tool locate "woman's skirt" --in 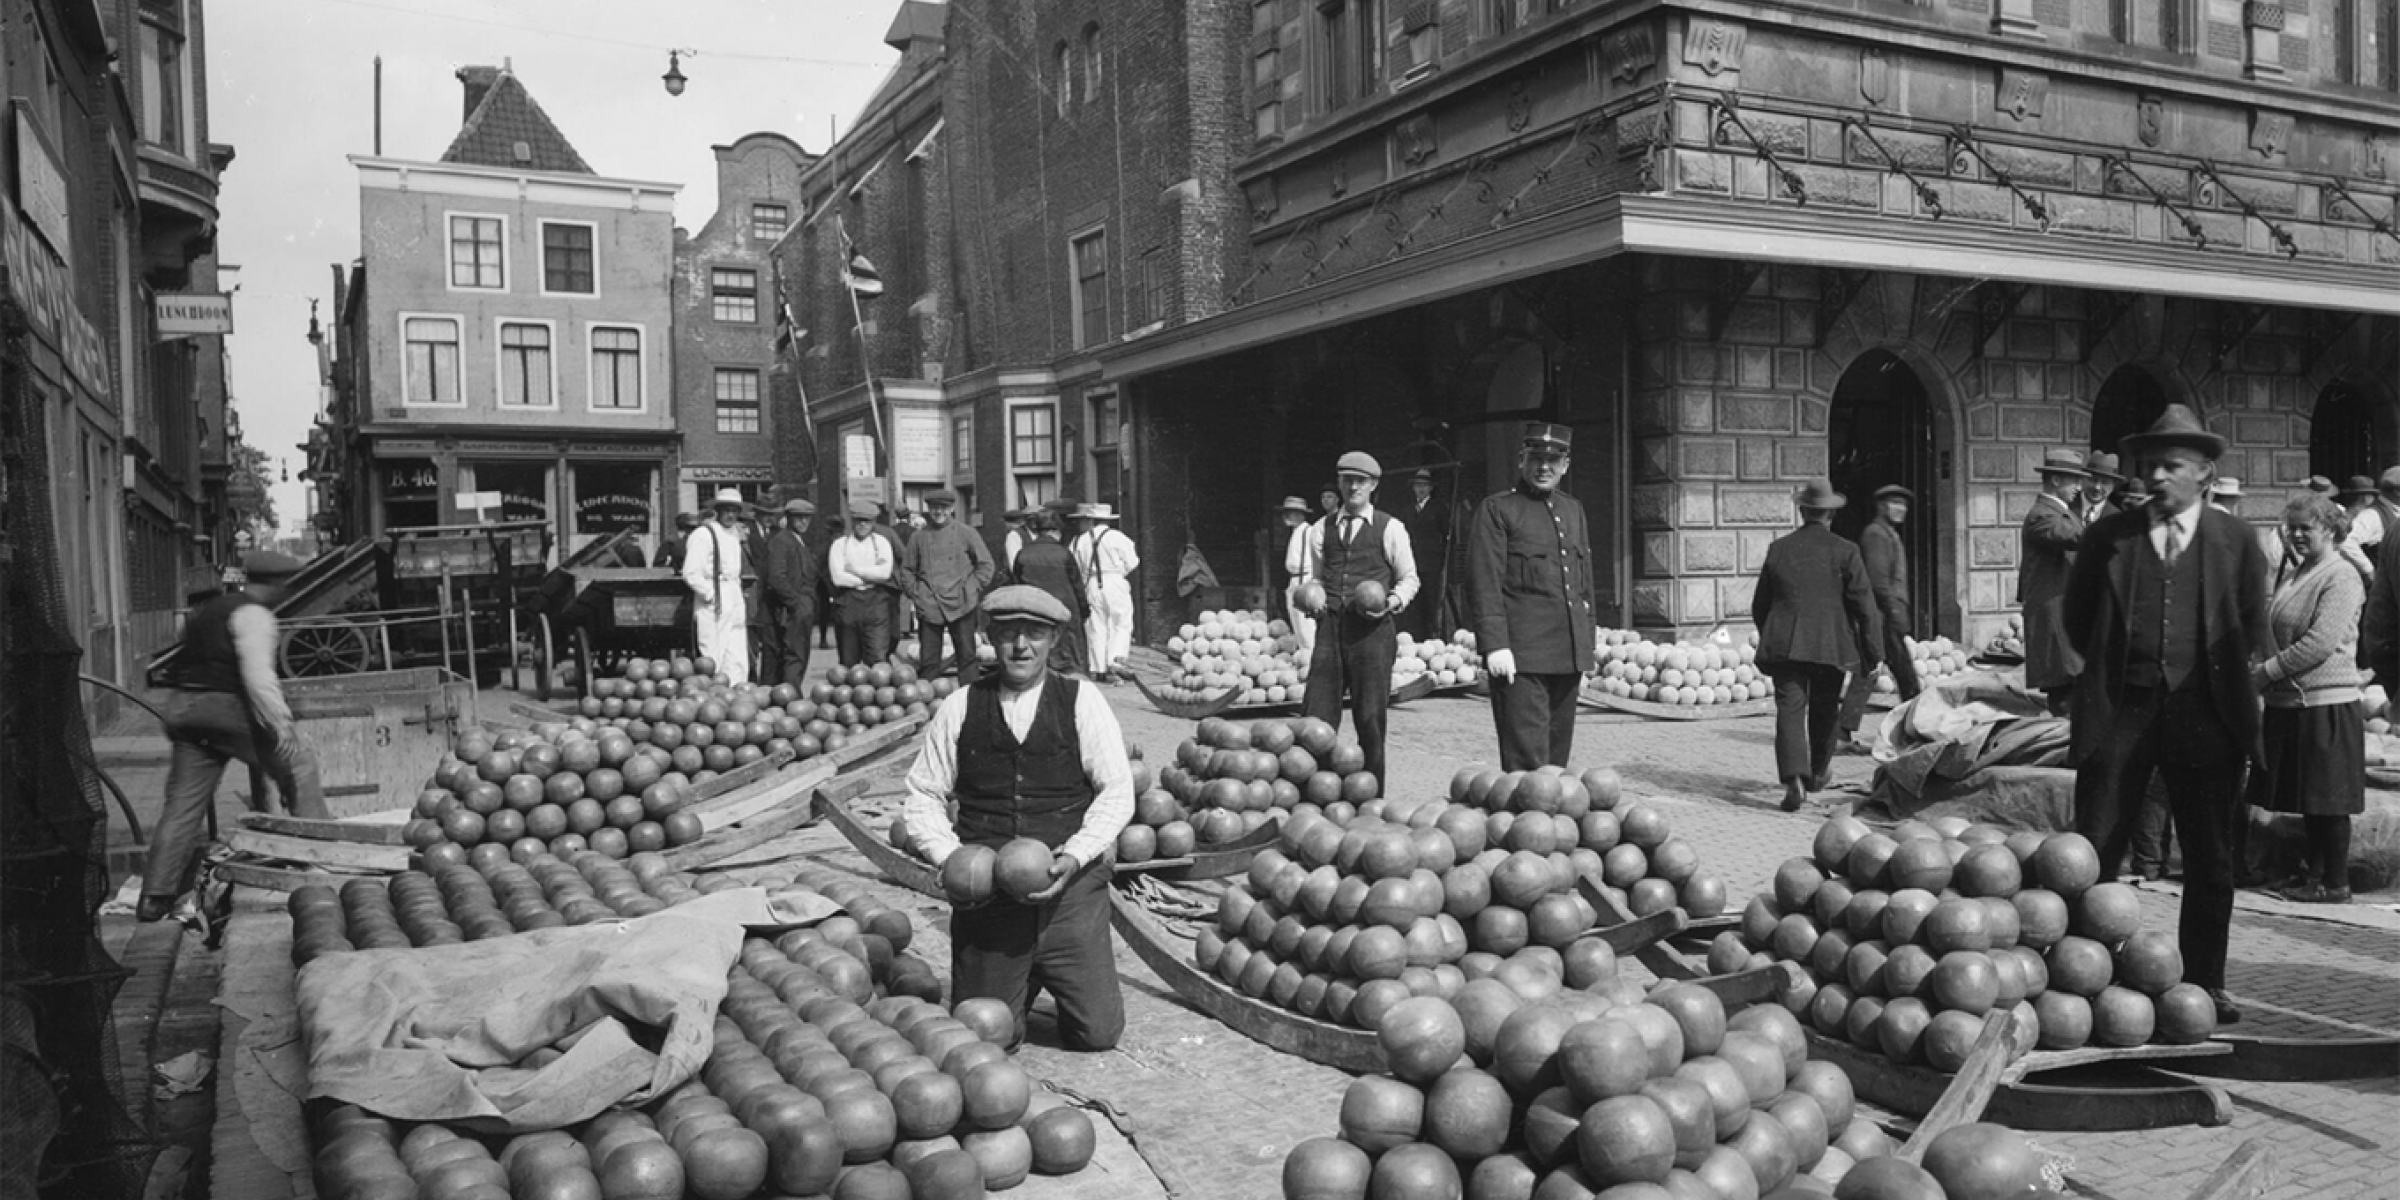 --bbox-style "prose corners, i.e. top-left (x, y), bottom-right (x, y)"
top-left (2257, 702), bottom-right (2365, 816)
